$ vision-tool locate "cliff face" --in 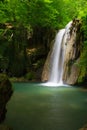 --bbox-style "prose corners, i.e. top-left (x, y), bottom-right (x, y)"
top-left (42, 19), bottom-right (82, 85)
top-left (0, 74), bottom-right (13, 123)
top-left (41, 40), bottom-right (54, 81)
top-left (63, 19), bottom-right (82, 85)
